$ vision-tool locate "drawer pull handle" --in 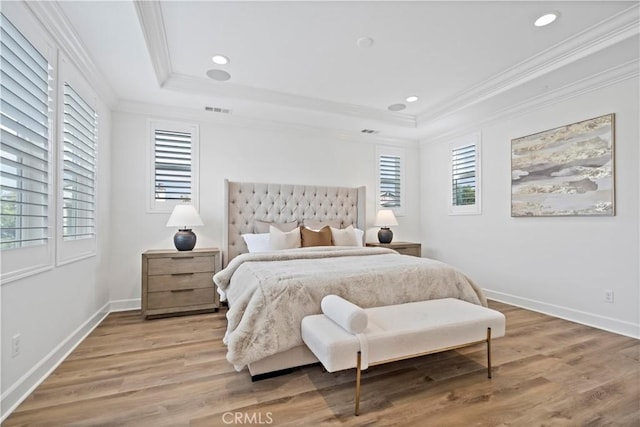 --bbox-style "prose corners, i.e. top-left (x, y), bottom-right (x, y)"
top-left (171, 288), bottom-right (195, 293)
top-left (171, 272), bottom-right (194, 276)
top-left (171, 257), bottom-right (194, 260)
